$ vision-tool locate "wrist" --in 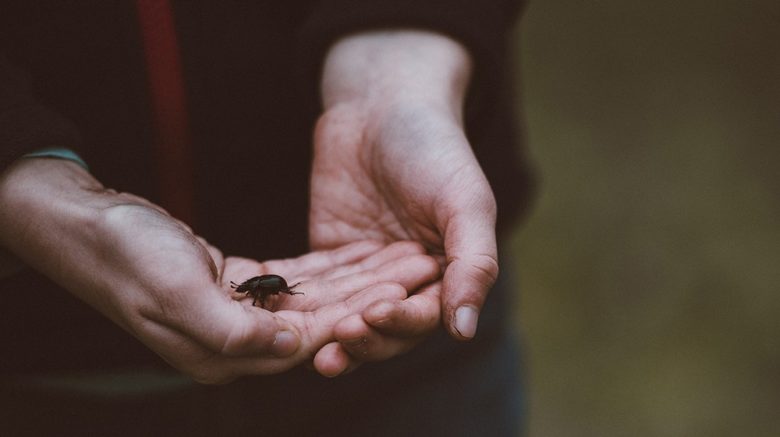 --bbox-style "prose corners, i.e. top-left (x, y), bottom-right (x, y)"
top-left (0, 159), bottom-right (103, 273)
top-left (321, 30), bottom-right (472, 121)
